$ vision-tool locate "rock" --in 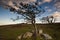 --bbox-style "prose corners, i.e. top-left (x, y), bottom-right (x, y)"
top-left (39, 29), bottom-right (43, 34)
top-left (41, 33), bottom-right (52, 40)
top-left (23, 32), bottom-right (33, 38)
top-left (17, 35), bottom-right (22, 40)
